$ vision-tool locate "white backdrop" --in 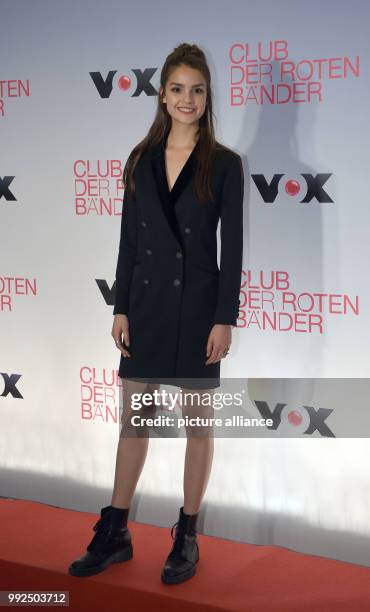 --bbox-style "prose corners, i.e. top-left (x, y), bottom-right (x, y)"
top-left (1, 0), bottom-right (370, 567)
